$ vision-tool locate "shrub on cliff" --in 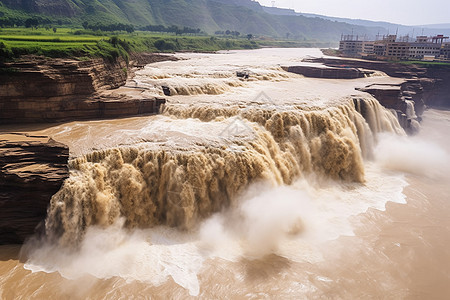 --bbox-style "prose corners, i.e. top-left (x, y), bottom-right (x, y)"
top-left (109, 36), bottom-right (130, 52)
top-left (0, 40), bottom-right (13, 61)
top-left (95, 39), bottom-right (129, 63)
top-left (154, 39), bottom-right (179, 52)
